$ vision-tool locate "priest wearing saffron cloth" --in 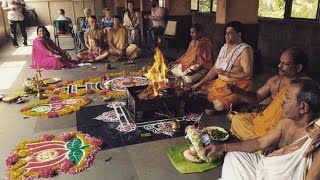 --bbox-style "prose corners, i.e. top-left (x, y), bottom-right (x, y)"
top-left (191, 21), bottom-right (253, 112)
top-left (229, 47), bottom-right (310, 140)
top-left (169, 24), bottom-right (213, 84)
top-left (205, 79), bottom-right (320, 180)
